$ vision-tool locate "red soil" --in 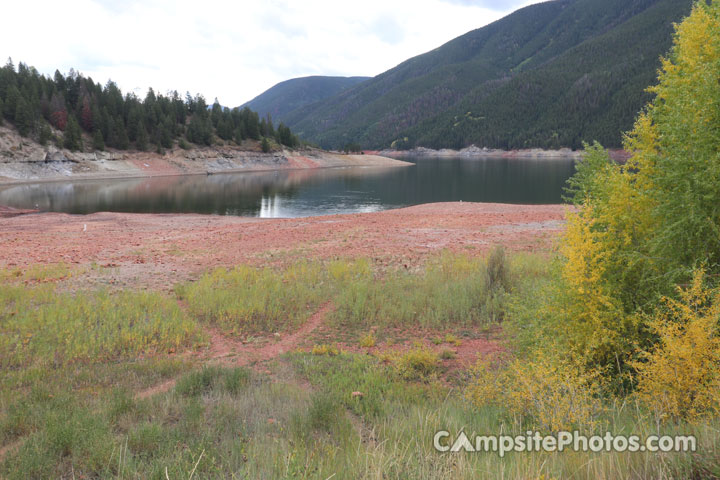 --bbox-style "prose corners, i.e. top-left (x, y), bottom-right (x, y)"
top-left (0, 202), bottom-right (569, 289)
